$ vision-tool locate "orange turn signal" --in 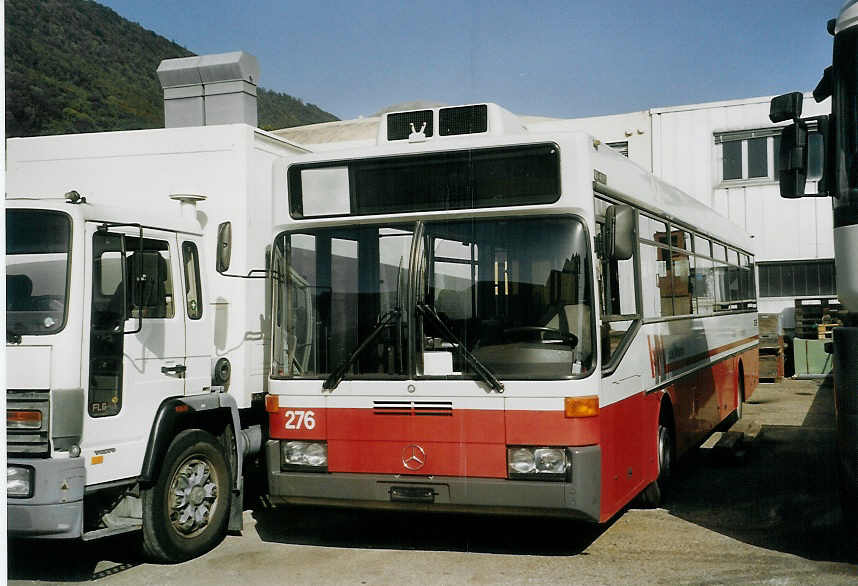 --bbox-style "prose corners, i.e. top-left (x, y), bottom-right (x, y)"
top-left (7, 410), bottom-right (42, 429)
top-left (265, 395), bottom-right (280, 413)
top-left (564, 396), bottom-right (599, 418)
